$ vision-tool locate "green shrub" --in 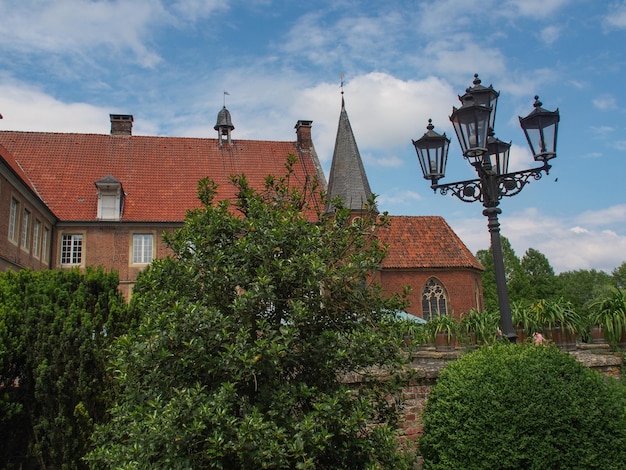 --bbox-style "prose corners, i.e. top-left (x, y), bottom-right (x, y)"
top-left (419, 343), bottom-right (626, 469)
